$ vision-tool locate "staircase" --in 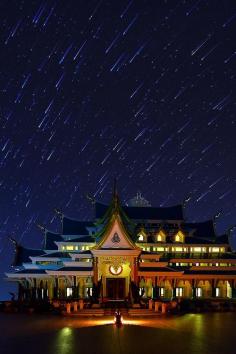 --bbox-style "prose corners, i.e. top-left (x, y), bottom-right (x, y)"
top-left (63, 308), bottom-right (105, 316)
top-left (104, 308), bottom-right (128, 316)
top-left (128, 308), bottom-right (159, 316)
